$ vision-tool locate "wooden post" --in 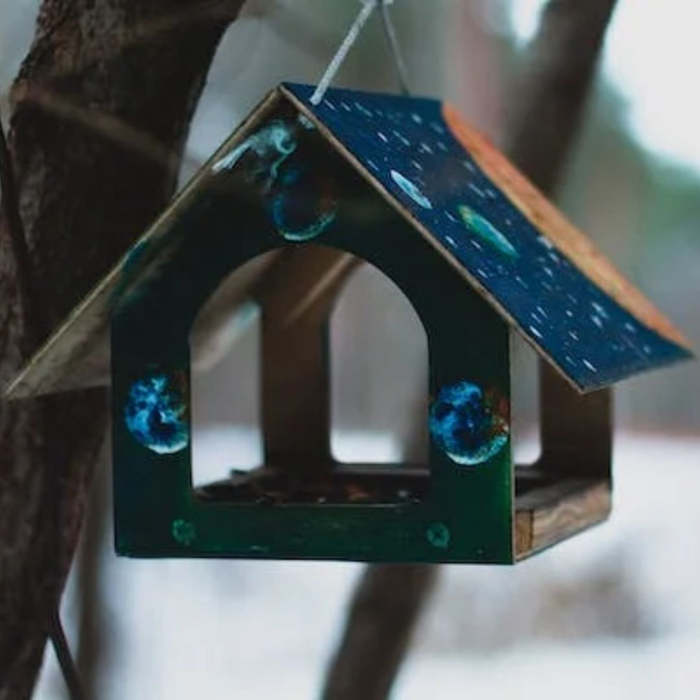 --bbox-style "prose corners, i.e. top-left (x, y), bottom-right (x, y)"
top-left (258, 245), bottom-right (360, 472)
top-left (539, 359), bottom-right (611, 476)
